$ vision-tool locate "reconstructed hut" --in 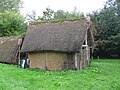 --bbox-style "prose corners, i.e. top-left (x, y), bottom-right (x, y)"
top-left (21, 19), bottom-right (94, 70)
top-left (0, 36), bottom-right (22, 64)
